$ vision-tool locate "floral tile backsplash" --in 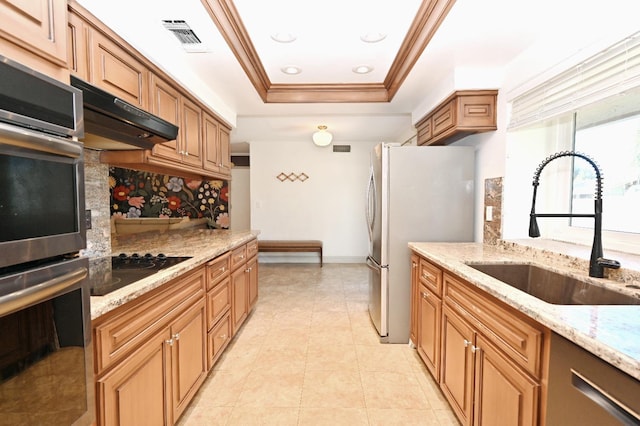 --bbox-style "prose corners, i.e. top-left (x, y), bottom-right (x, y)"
top-left (109, 167), bottom-right (230, 229)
